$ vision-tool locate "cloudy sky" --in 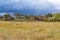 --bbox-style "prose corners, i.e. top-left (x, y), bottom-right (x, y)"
top-left (0, 0), bottom-right (60, 15)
